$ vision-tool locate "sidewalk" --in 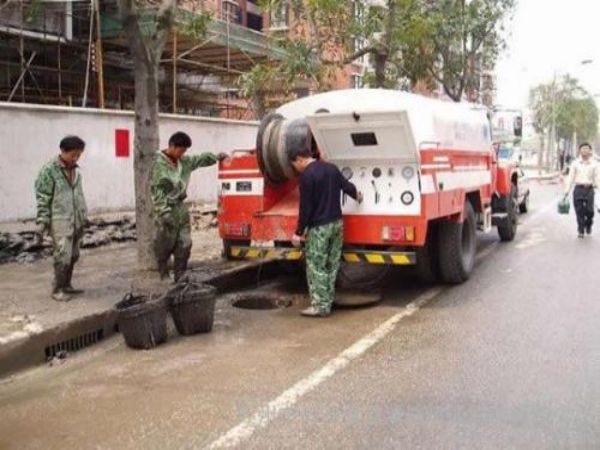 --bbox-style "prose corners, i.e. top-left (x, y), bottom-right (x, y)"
top-left (0, 225), bottom-right (254, 376)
